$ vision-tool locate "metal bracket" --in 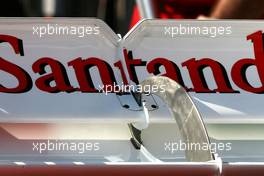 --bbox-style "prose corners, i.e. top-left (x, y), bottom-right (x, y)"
top-left (116, 92), bottom-right (158, 111)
